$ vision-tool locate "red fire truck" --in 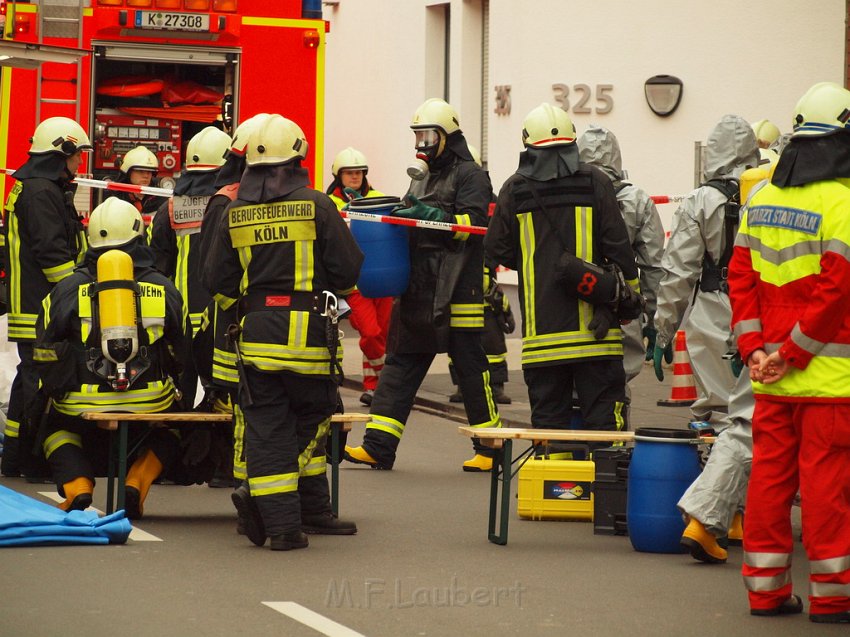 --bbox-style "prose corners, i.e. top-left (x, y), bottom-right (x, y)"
top-left (0, 0), bottom-right (327, 212)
